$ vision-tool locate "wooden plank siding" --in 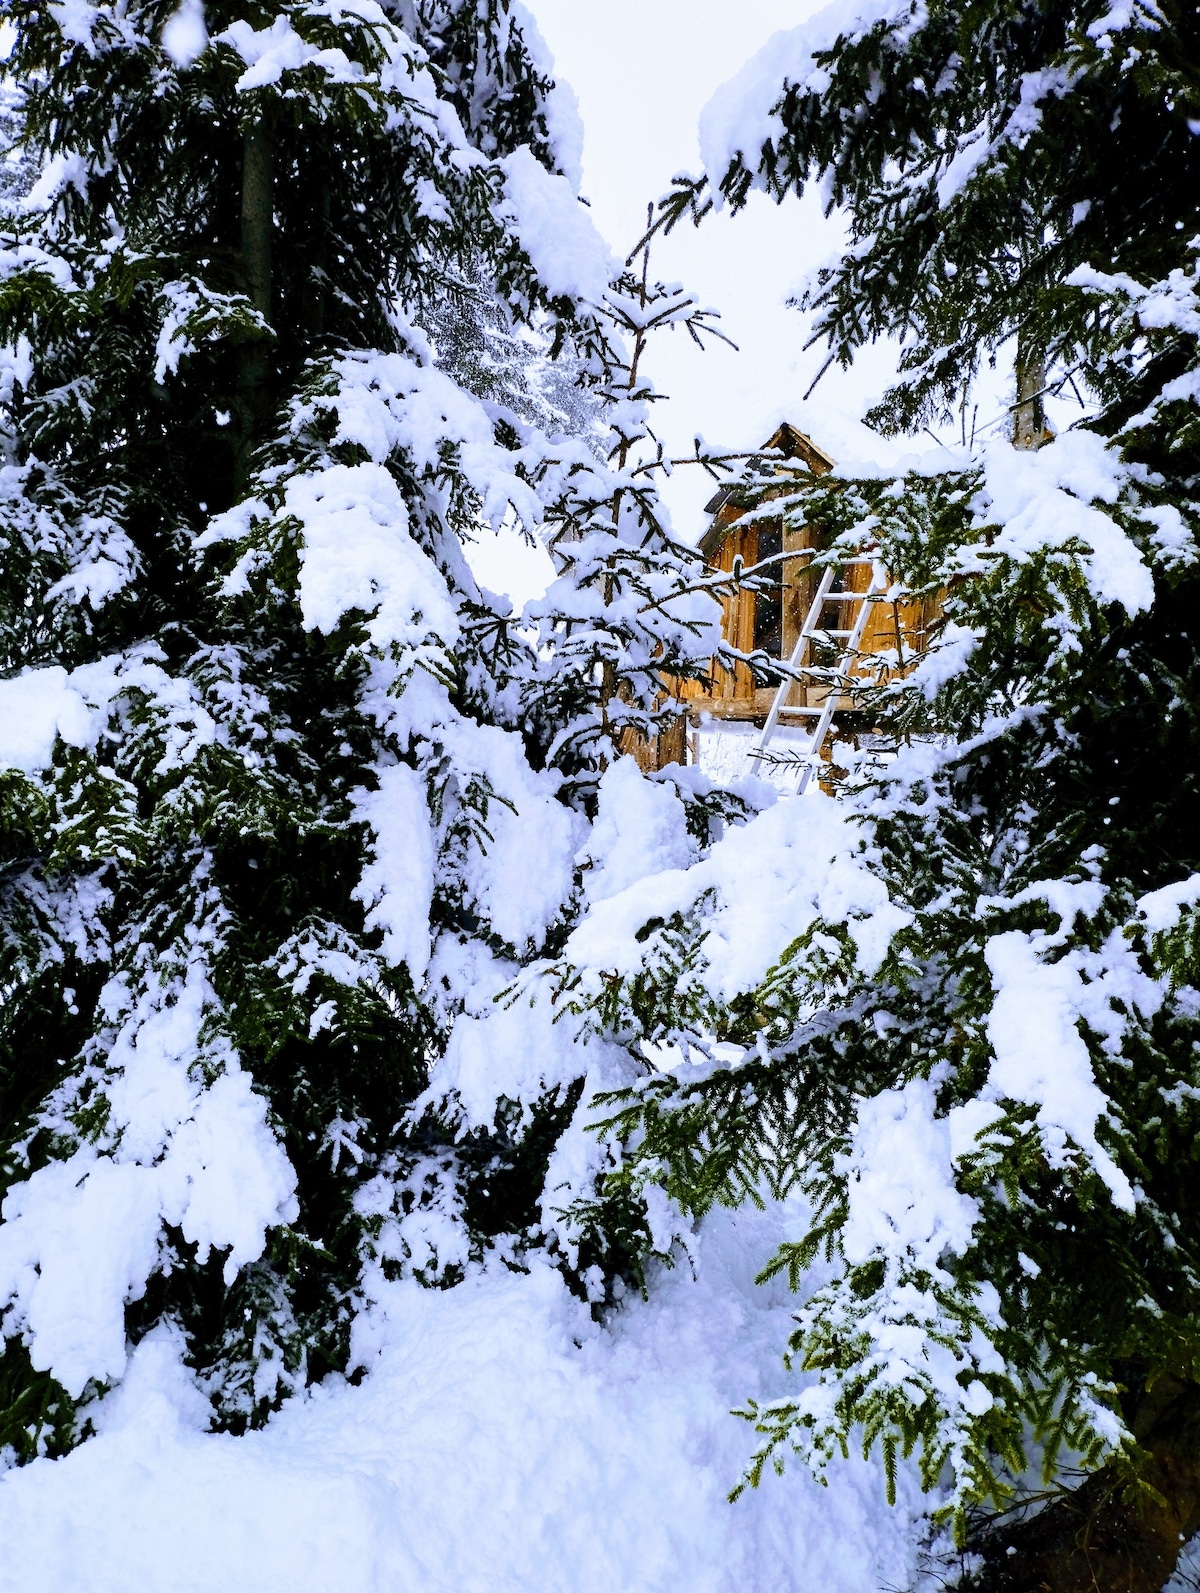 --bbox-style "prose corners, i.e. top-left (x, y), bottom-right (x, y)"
top-left (620, 423), bottom-right (939, 770)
